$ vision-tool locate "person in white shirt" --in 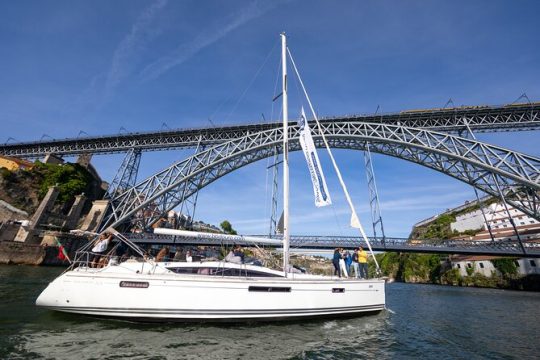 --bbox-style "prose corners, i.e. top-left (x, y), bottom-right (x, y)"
top-left (90, 232), bottom-right (112, 268)
top-left (338, 248), bottom-right (348, 278)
